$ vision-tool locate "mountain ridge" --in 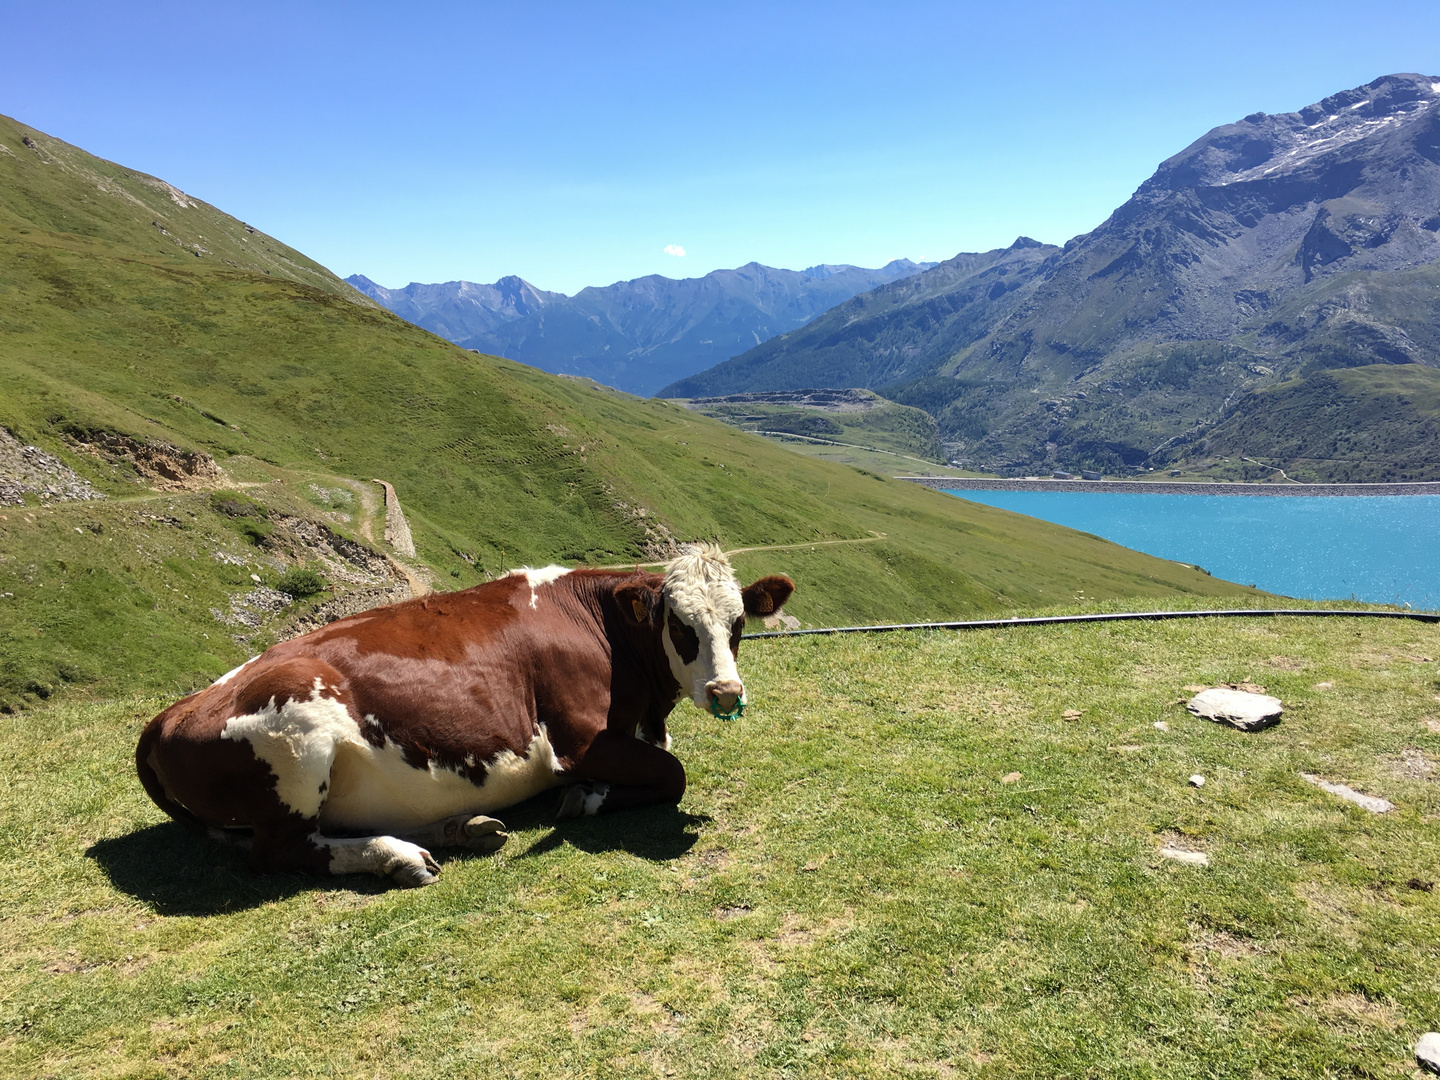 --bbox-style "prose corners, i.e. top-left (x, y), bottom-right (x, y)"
top-left (0, 117), bottom-right (365, 303)
top-left (347, 258), bottom-right (936, 395)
